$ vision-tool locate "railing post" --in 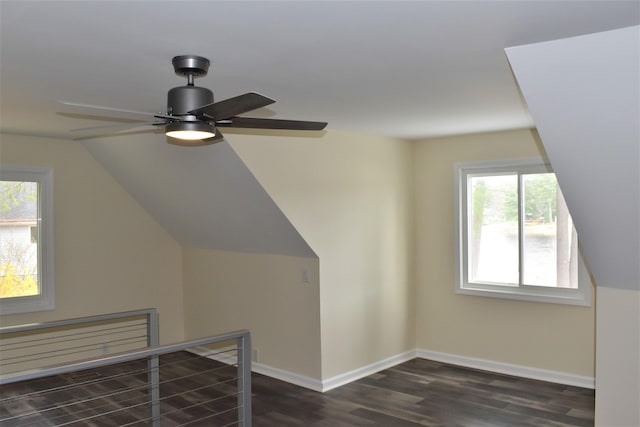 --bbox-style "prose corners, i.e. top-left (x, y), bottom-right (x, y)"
top-left (146, 309), bottom-right (159, 348)
top-left (147, 310), bottom-right (160, 427)
top-left (148, 355), bottom-right (160, 426)
top-left (237, 332), bottom-right (252, 427)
